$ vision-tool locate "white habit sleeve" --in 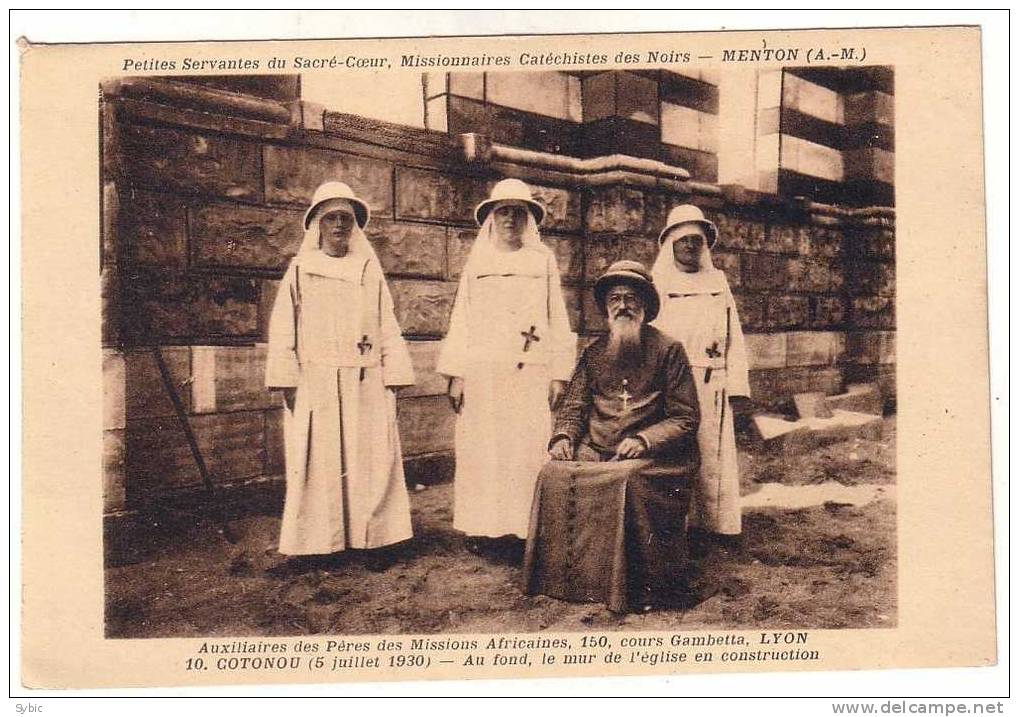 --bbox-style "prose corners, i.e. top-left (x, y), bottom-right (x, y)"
top-left (265, 260), bottom-right (301, 388)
